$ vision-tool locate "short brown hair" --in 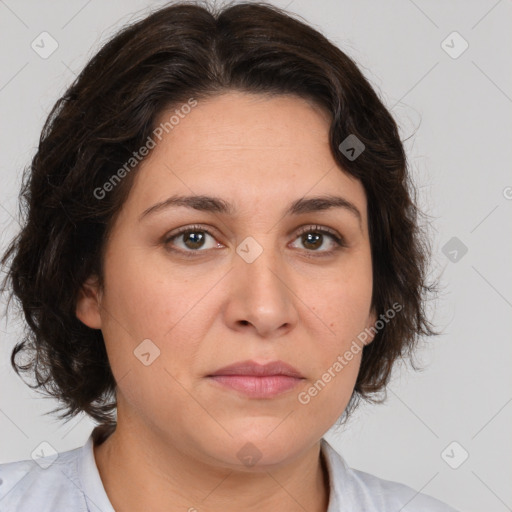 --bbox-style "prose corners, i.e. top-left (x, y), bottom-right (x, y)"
top-left (1, 1), bottom-right (437, 427)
